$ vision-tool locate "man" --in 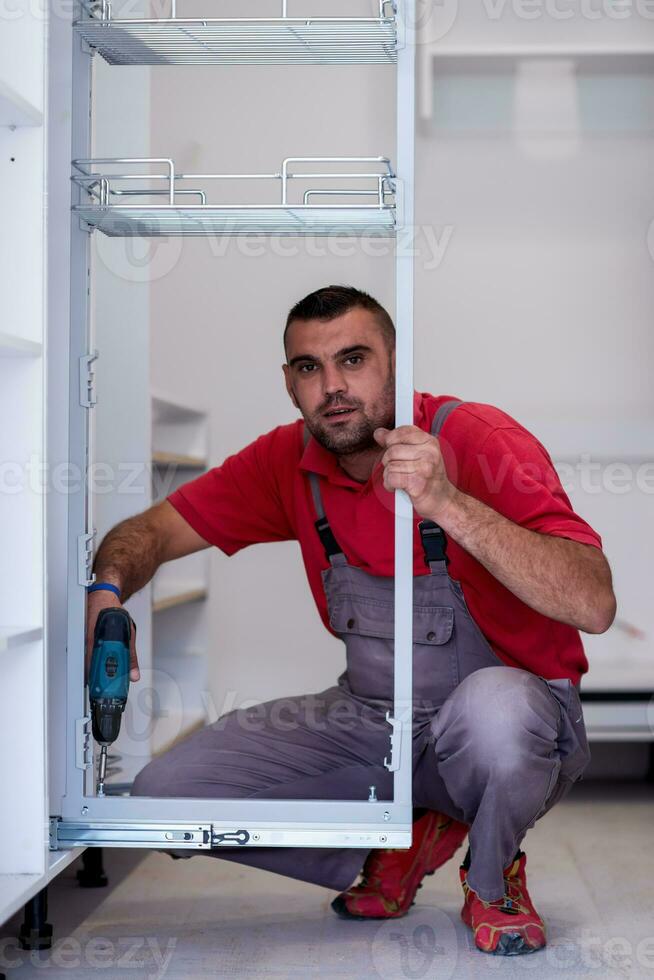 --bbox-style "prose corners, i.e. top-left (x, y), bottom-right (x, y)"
top-left (86, 285), bottom-right (616, 956)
